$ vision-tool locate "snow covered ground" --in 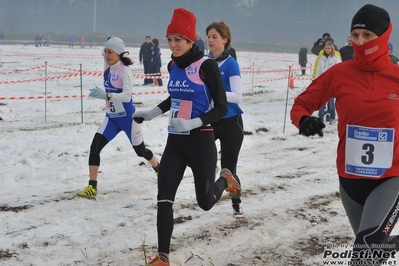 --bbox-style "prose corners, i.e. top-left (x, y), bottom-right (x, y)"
top-left (0, 43), bottom-right (396, 266)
